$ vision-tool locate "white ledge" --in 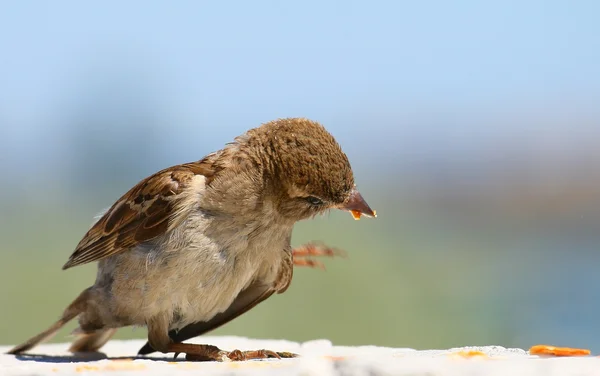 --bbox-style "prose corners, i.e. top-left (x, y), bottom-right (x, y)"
top-left (1, 336), bottom-right (598, 376)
